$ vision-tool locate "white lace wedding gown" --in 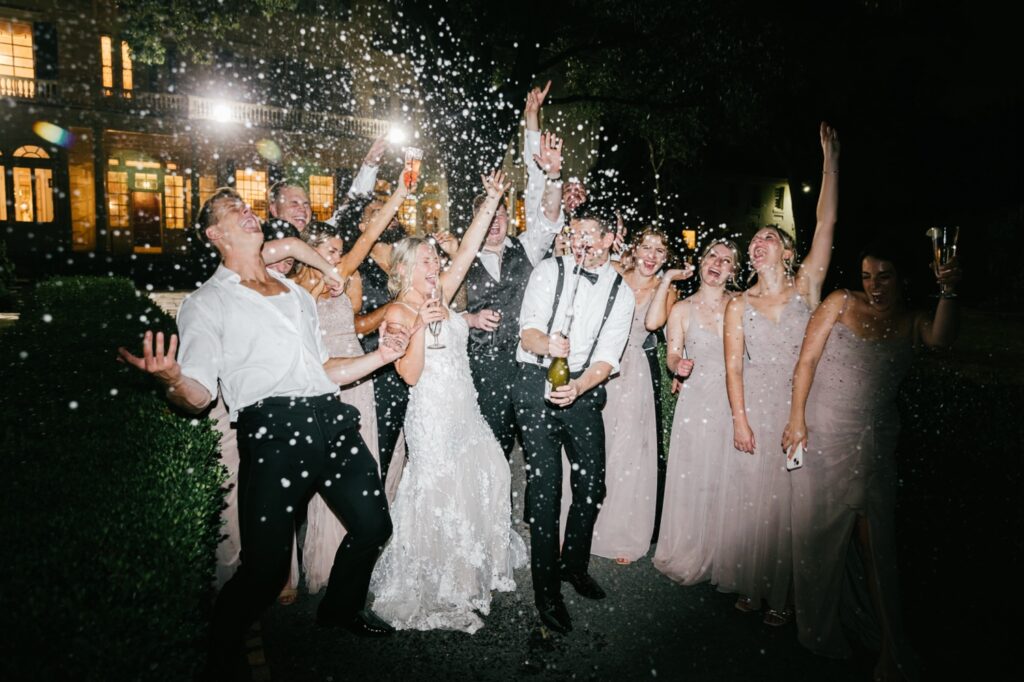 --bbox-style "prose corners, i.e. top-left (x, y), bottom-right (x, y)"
top-left (370, 310), bottom-right (527, 633)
